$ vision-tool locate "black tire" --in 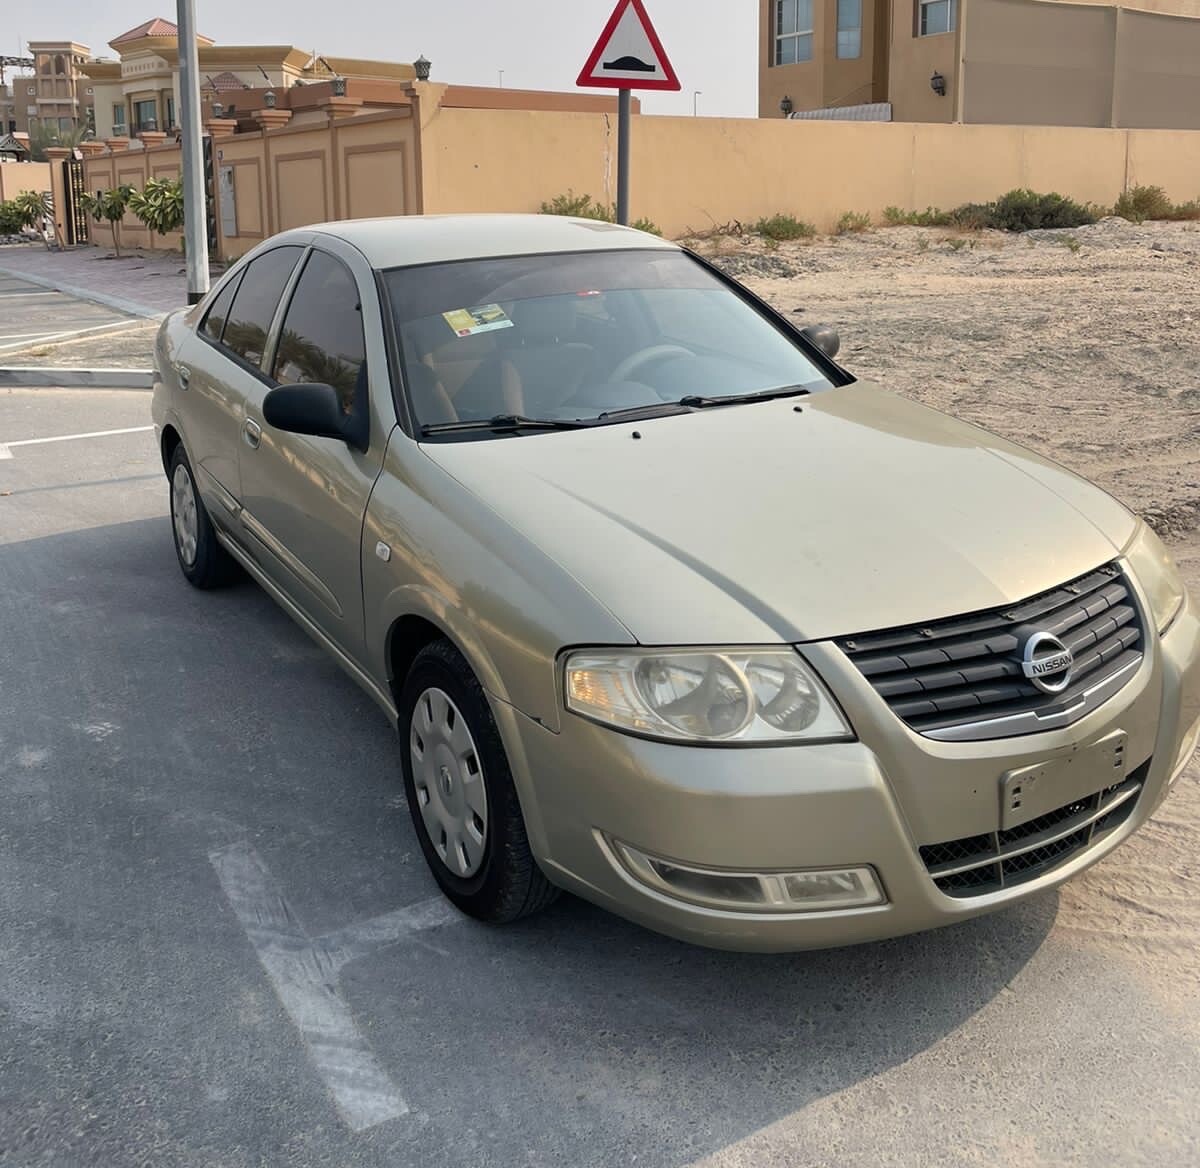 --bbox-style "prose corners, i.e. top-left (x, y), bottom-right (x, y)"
top-left (398, 639), bottom-right (559, 923)
top-left (168, 444), bottom-right (237, 589)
